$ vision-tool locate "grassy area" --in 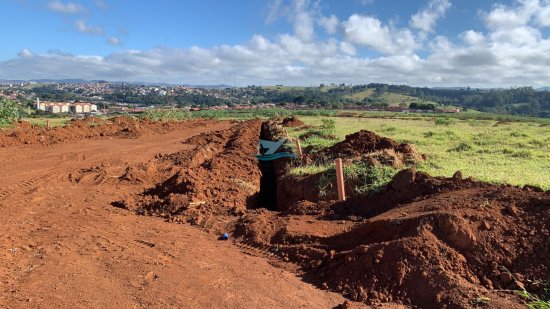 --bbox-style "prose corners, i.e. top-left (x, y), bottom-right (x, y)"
top-left (24, 117), bottom-right (71, 127)
top-left (344, 89), bottom-right (438, 107)
top-left (290, 114), bottom-right (550, 190)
